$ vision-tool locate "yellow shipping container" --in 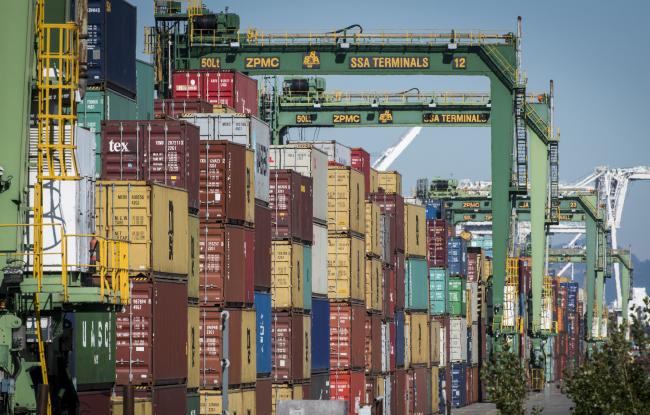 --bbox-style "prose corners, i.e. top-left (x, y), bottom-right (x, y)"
top-left (365, 258), bottom-right (383, 313)
top-left (241, 389), bottom-right (256, 415)
top-left (244, 148), bottom-right (256, 224)
top-left (378, 171), bottom-right (402, 194)
top-left (111, 396), bottom-right (152, 415)
top-left (95, 181), bottom-right (189, 275)
top-left (430, 319), bottom-right (441, 366)
top-left (187, 305), bottom-right (200, 389)
top-left (405, 312), bottom-right (429, 367)
top-left (365, 201), bottom-right (381, 257)
top-left (302, 314), bottom-right (312, 380)
top-left (188, 214), bottom-right (200, 299)
top-left (237, 309), bottom-right (257, 384)
top-left (272, 384), bottom-right (305, 415)
top-left (327, 166), bottom-right (365, 234)
top-left (327, 235), bottom-right (365, 302)
top-left (200, 389), bottom-right (243, 415)
top-left (431, 367), bottom-right (440, 411)
top-left (483, 257), bottom-right (493, 281)
top-left (271, 241), bottom-right (305, 309)
top-left (369, 168), bottom-right (380, 194)
top-left (404, 203), bottom-right (426, 258)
